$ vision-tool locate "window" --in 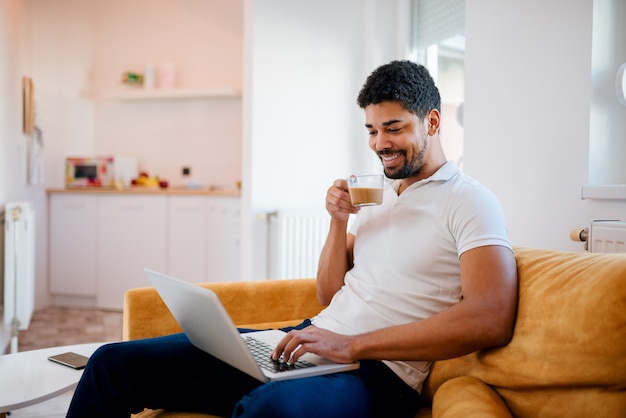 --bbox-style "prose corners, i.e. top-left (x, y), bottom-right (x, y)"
top-left (584, 0), bottom-right (626, 199)
top-left (410, 0), bottom-right (465, 170)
